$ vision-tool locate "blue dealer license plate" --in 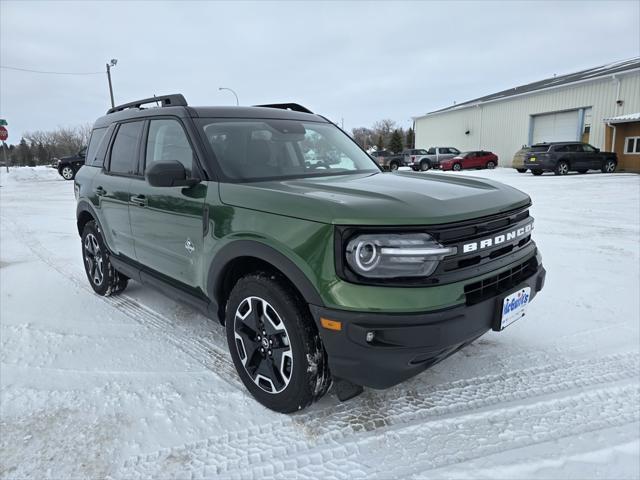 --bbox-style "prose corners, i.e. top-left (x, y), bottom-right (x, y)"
top-left (499, 287), bottom-right (531, 330)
